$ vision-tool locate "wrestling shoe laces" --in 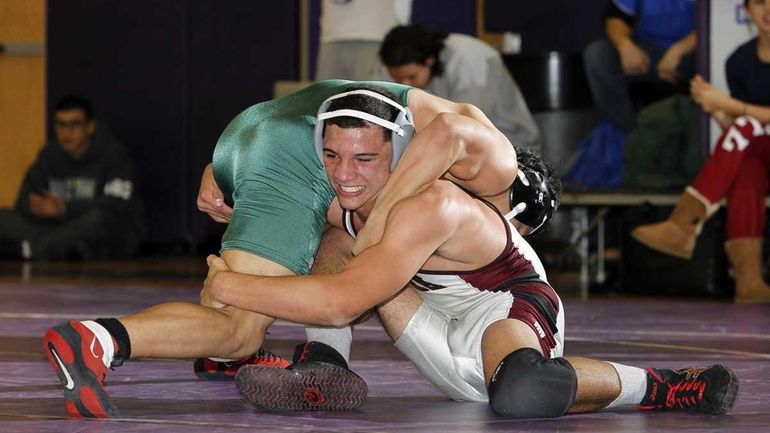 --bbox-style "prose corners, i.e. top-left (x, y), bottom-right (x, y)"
top-left (194, 348), bottom-right (290, 381)
top-left (42, 321), bottom-right (119, 418)
top-left (639, 365), bottom-right (738, 414)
